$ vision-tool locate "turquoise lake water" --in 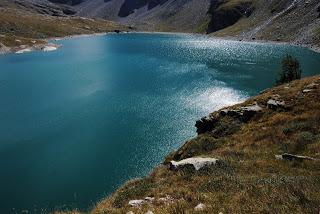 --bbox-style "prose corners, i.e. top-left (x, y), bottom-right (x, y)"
top-left (0, 33), bottom-right (320, 213)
